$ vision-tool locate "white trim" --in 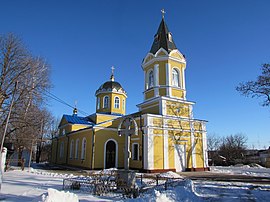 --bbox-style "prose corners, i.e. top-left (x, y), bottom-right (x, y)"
top-left (96, 90), bottom-right (127, 98)
top-left (154, 64), bottom-right (159, 86)
top-left (142, 49), bottom-right (186, 69)
top-left (181, 67), bottom-right (186, 90)
top-left (104, 139), bottom-right (118, 168)
top-left (202, 123), bottom-right (208, 168)
top-left (190, 121), bottom-right (196, 168)
top-left (163, 122), bottom-right (169, 169)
